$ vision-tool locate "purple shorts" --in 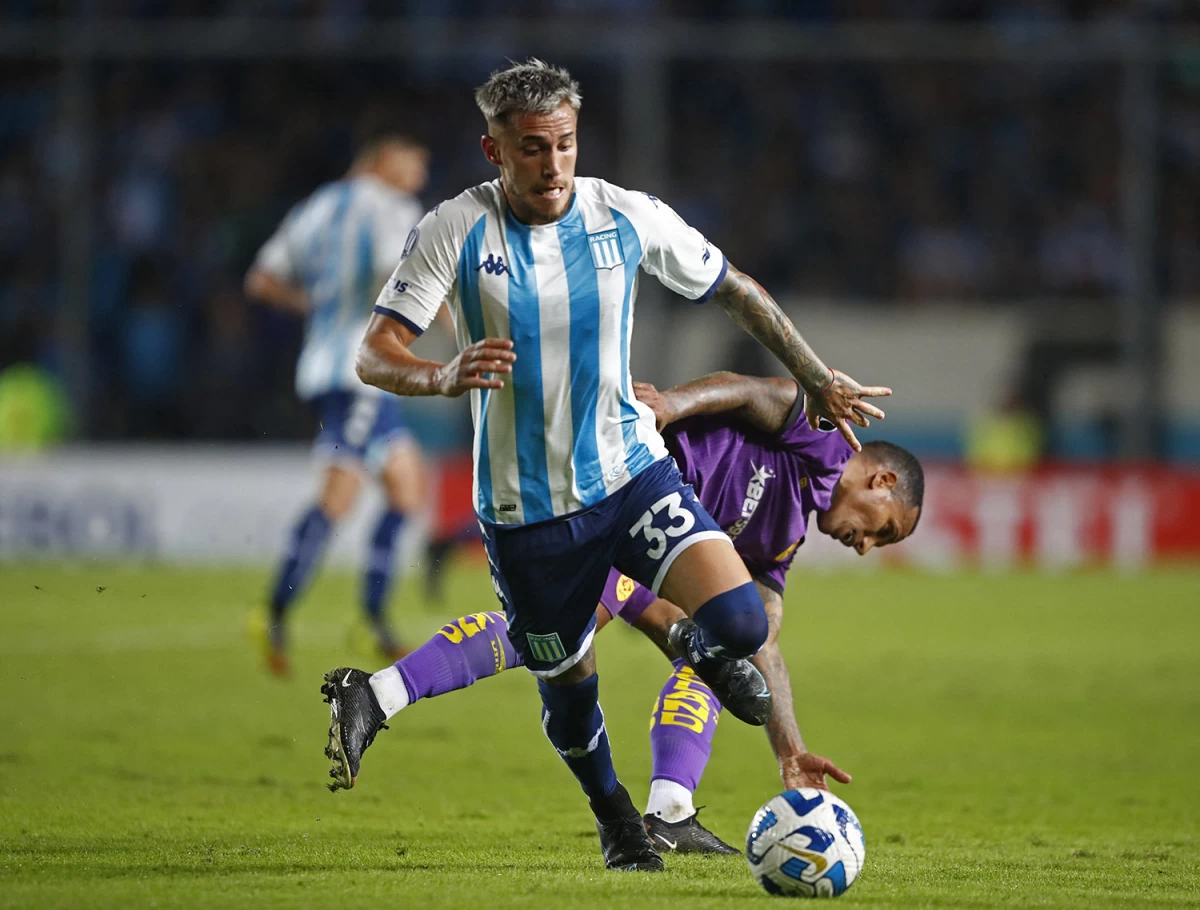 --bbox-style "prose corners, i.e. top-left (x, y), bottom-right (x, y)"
top-left (598, 568), bottom-right (657, 626)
